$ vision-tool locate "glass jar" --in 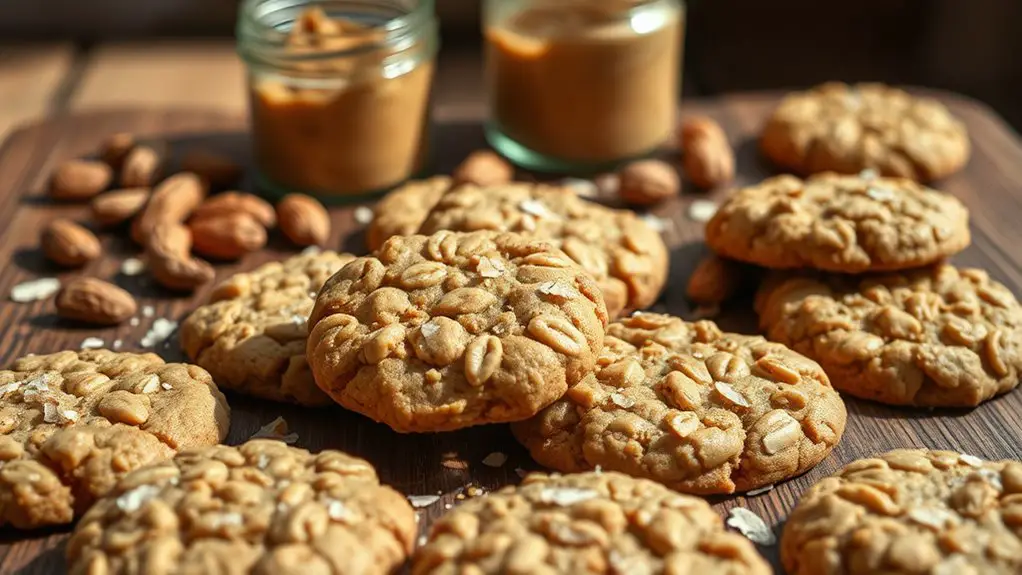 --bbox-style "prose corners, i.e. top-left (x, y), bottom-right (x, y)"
top-left (483, 0), bottom-right (684, 174)
top-left (237, 0), bottom-right (438, 202)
